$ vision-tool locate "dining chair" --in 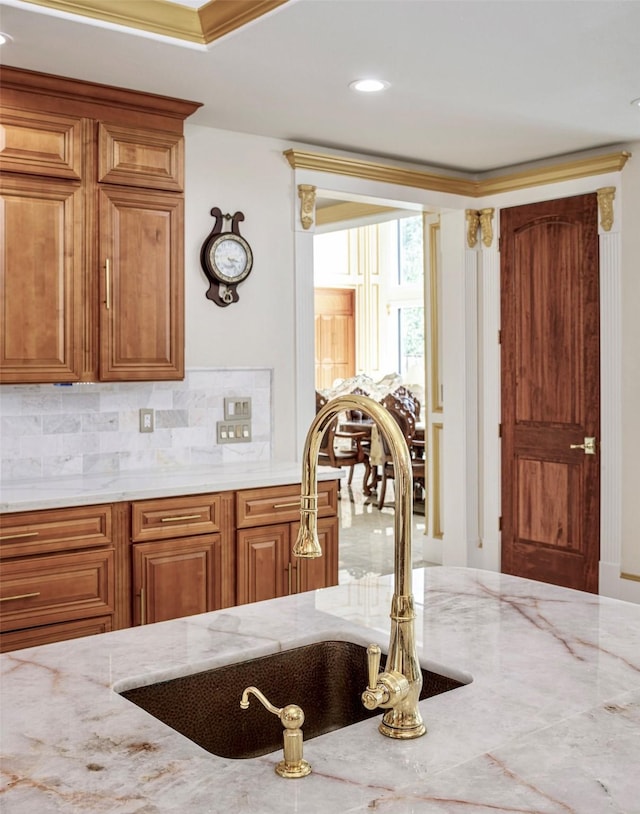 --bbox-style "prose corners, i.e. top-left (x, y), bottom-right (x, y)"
top-left (375, 394), bottom-right (426, 510)
top-left (318, 417), bottom-right (369, 488)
